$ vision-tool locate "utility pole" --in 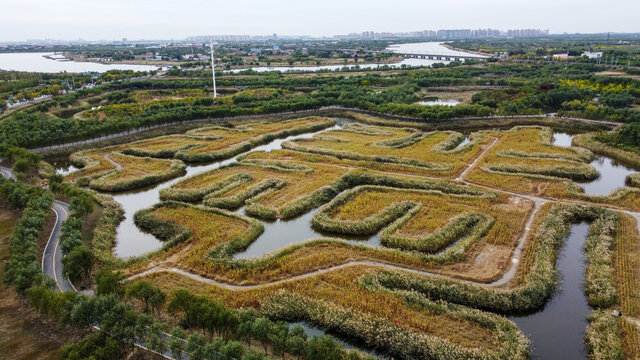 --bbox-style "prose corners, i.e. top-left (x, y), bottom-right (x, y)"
top-left (210, 40), bottom-right (217, 99)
